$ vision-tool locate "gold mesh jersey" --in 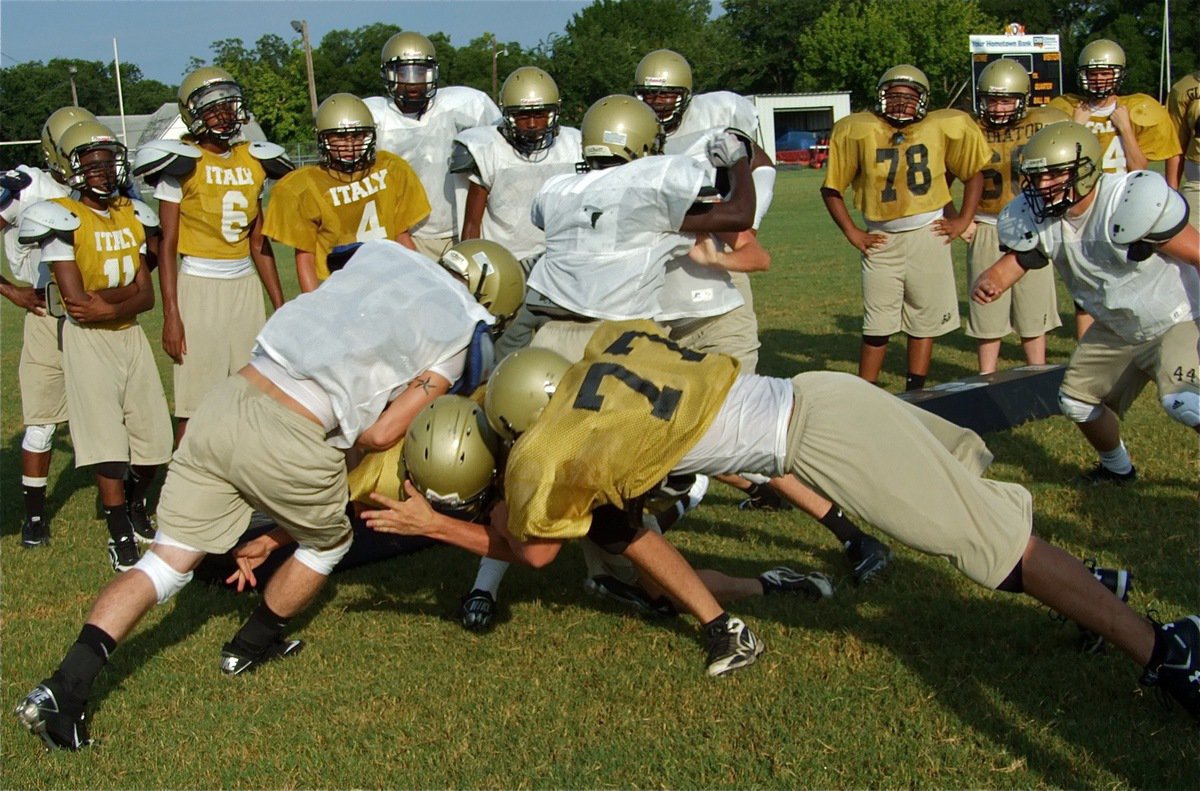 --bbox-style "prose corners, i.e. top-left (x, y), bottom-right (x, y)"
top-left (504, 320), bottom-right (739, 541)
top-left (823, 109), bottom-right (990, 222)
top-left (174, 141), bottom-right (266, 258)
top-left (1048, 93), bottom-right (1182, 172)
top-left (976, 106), bottom-right (1071, 216)
top-left (1167, 72), bottom-right (1200, 164)
top-left (49, 196), bottom-right (146, 330)
top-left (263, 151), bottom-right (430, 282)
